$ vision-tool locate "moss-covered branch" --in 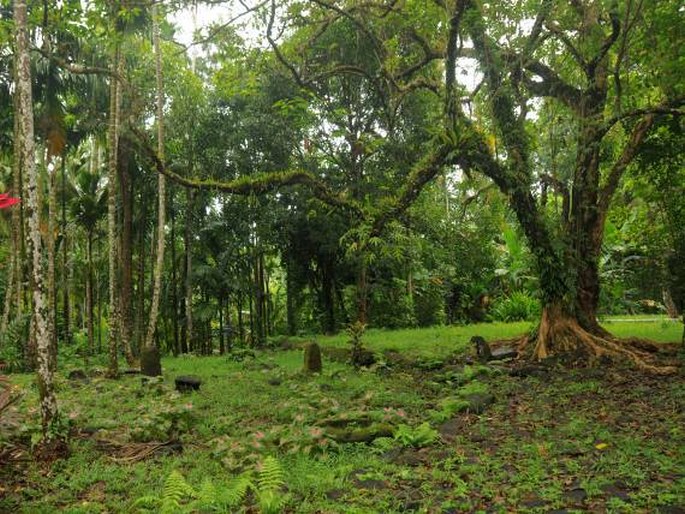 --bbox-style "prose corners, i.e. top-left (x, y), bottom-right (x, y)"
top-left (130, 126), bottom-right (363, 218)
